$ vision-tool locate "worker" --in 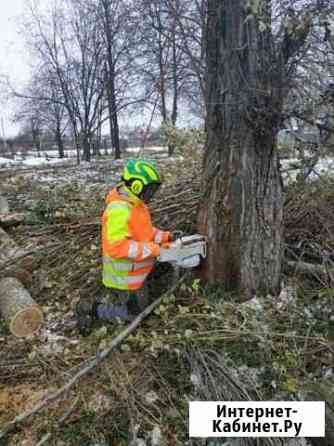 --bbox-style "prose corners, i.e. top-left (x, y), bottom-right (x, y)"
top-left (76, 159), bottom-right (179, 334)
